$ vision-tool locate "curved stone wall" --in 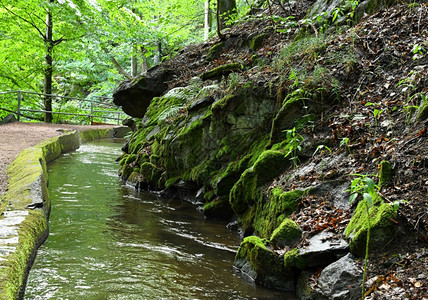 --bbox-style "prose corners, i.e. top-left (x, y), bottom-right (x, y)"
top-left (0, 128), bottom-right (128, 300)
